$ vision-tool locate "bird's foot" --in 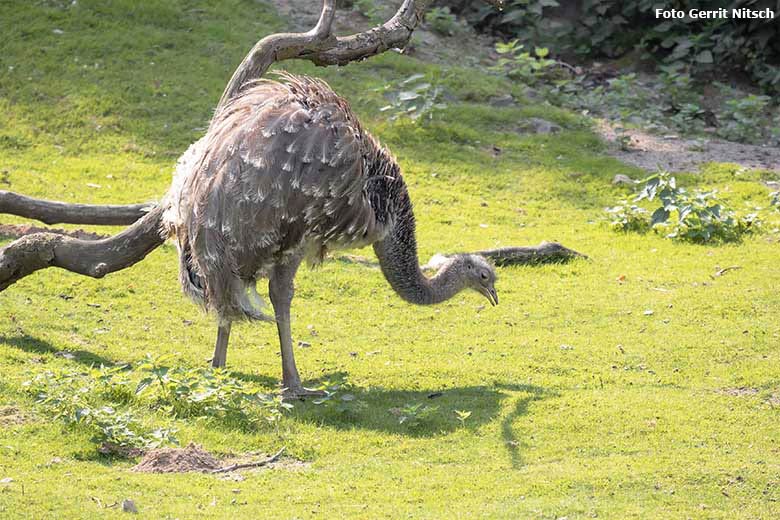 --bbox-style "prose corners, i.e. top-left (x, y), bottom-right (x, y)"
top-left (281, 385), bottom-right (326, 400)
